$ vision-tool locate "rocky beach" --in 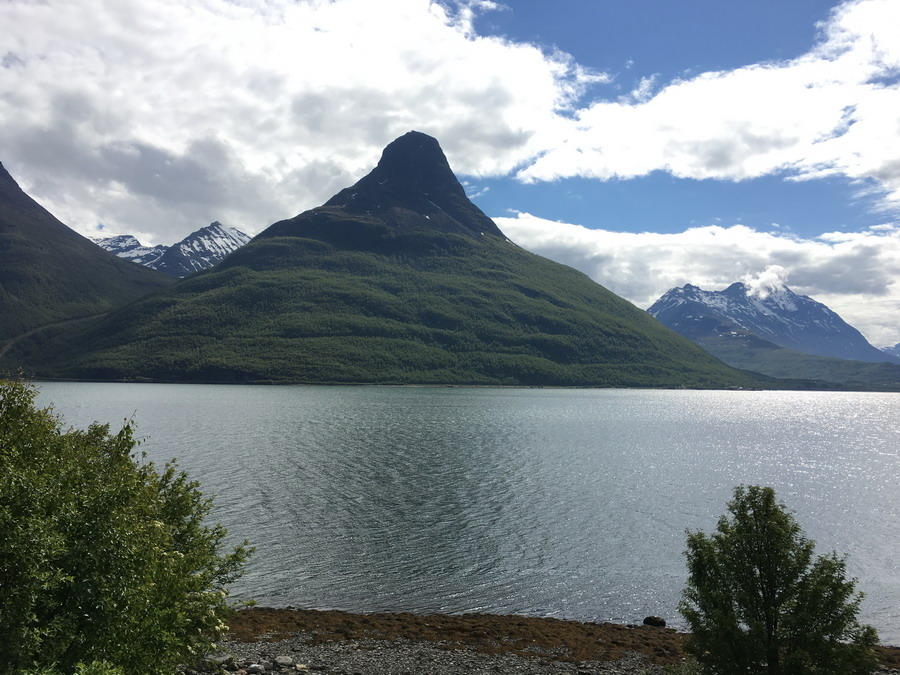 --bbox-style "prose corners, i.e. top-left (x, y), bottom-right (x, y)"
top-left (183, 608), bottom-right (900, 675)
